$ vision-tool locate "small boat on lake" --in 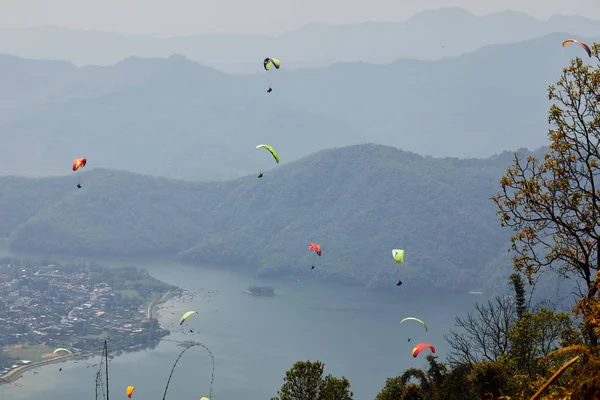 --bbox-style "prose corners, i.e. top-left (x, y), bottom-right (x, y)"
top-left (243, 285), bottom-right (275, 297)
